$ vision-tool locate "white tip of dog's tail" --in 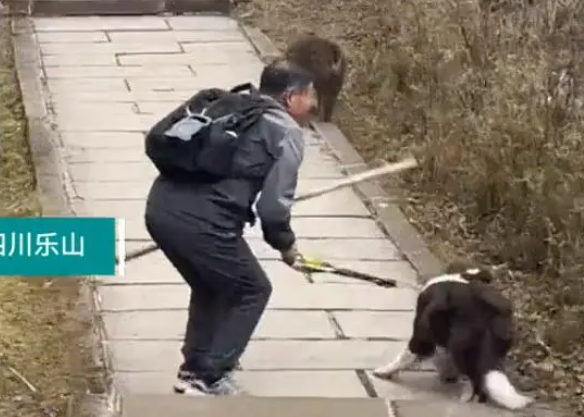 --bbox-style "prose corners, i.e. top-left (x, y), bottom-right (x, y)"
top-left (484, 370), bottom-right (534, 410)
